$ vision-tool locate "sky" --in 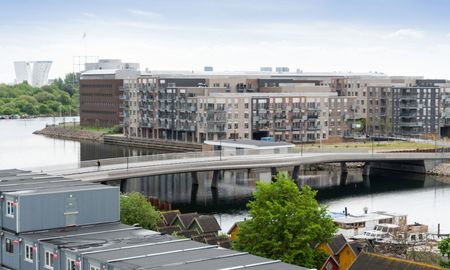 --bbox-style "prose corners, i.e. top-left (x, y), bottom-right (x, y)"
top-left (1, 0), bottom-right (450, 82)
